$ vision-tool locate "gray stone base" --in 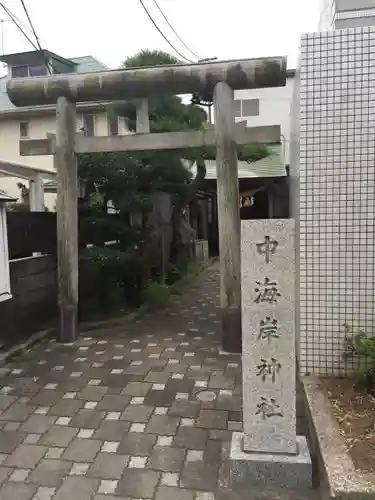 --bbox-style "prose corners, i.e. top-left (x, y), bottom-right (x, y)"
top-left (229, 432), bottom-right (312, 489)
